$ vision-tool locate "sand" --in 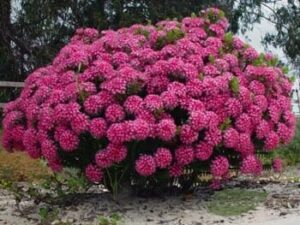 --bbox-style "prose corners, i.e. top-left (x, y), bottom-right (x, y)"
top-left (1, 167), bottom-right (300, 225)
